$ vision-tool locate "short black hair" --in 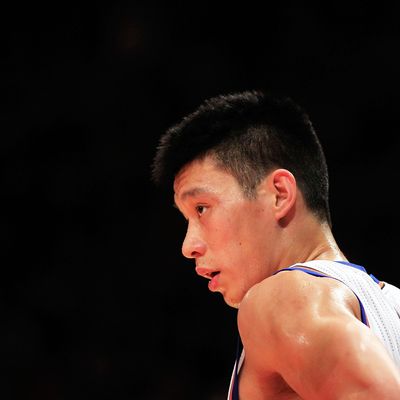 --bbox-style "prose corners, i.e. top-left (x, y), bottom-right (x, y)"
top-left (152, 90), bottom-right (331, 226)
